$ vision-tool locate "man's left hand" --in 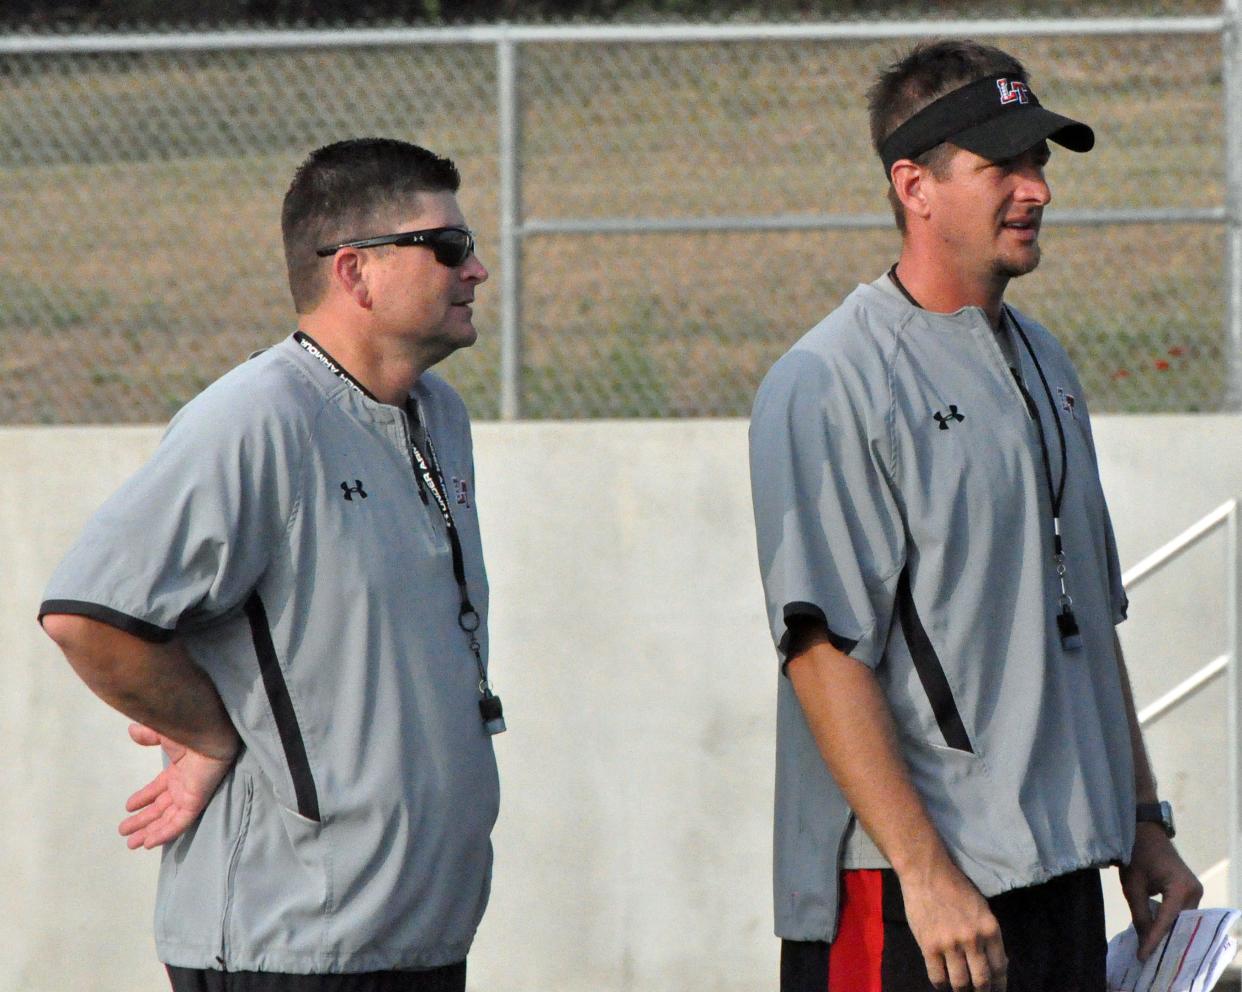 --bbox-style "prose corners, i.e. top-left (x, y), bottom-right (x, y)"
top-left (117, 722), bottom-right (237, 849)
top-left (1119, 823), bottom-right (1204, 961)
